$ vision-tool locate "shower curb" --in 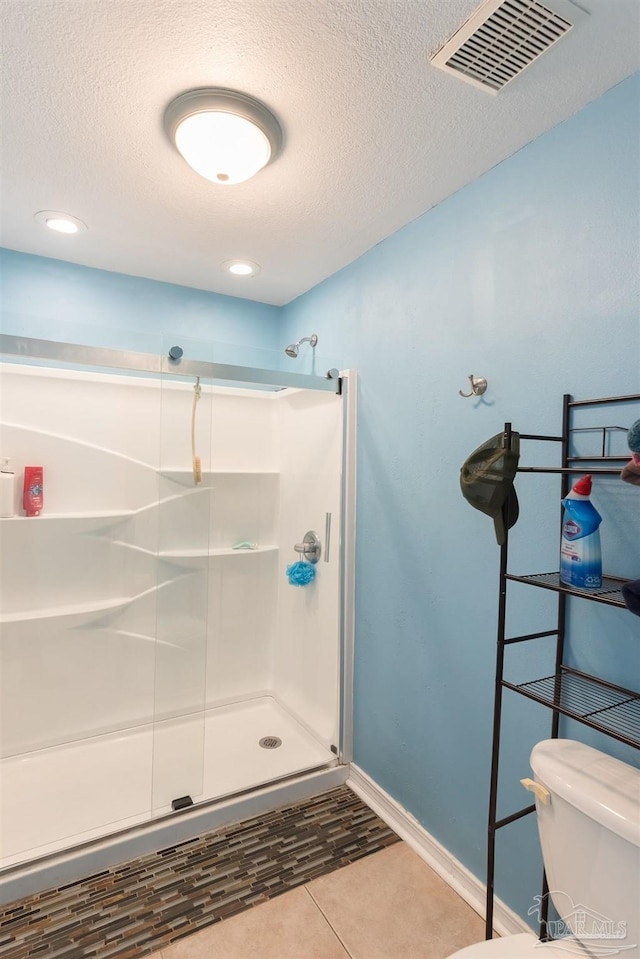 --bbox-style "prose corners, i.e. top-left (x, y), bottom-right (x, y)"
top-left (0, 782), bottom-right (398, 959)
top-left (0, 765), bottom-right (348, 906)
